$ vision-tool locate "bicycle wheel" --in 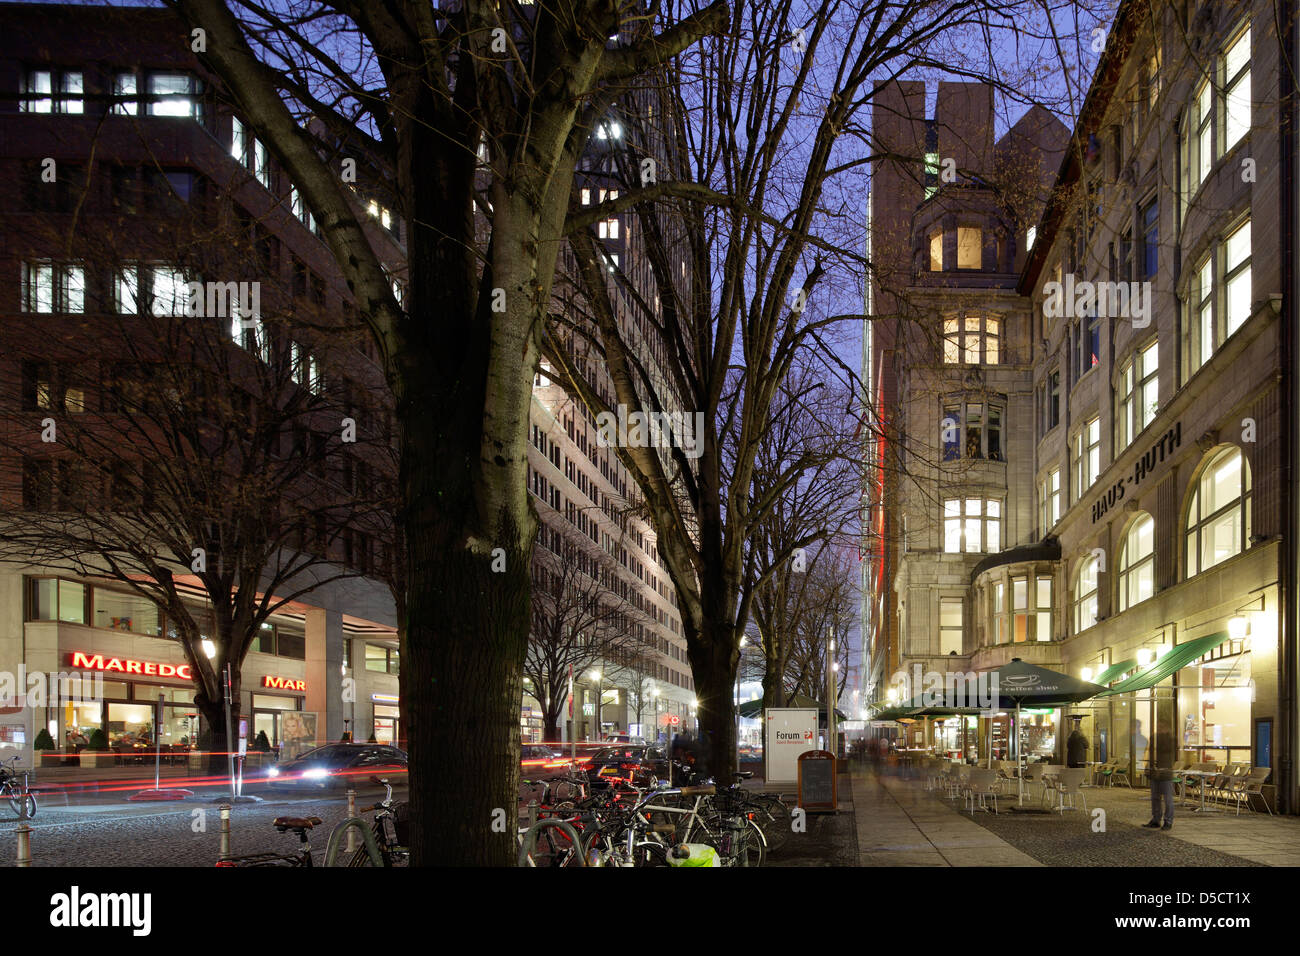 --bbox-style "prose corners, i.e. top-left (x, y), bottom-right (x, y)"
top-left (15, 793), bottom-right (35, 820)
top-left (699, 814), bottom-right (766, 867)
top-left (524, 819), bottom-right (585, 867)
